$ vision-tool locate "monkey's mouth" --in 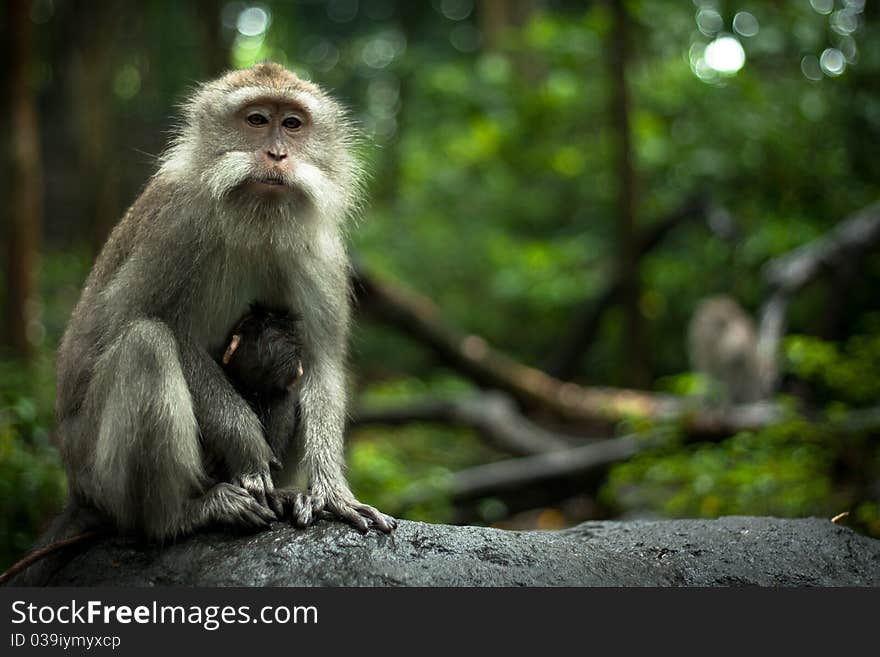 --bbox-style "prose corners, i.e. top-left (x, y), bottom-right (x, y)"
top-left (244, 173), bottom-right (293, 198)
top-left (255, 174), bottom-right (287, 186)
